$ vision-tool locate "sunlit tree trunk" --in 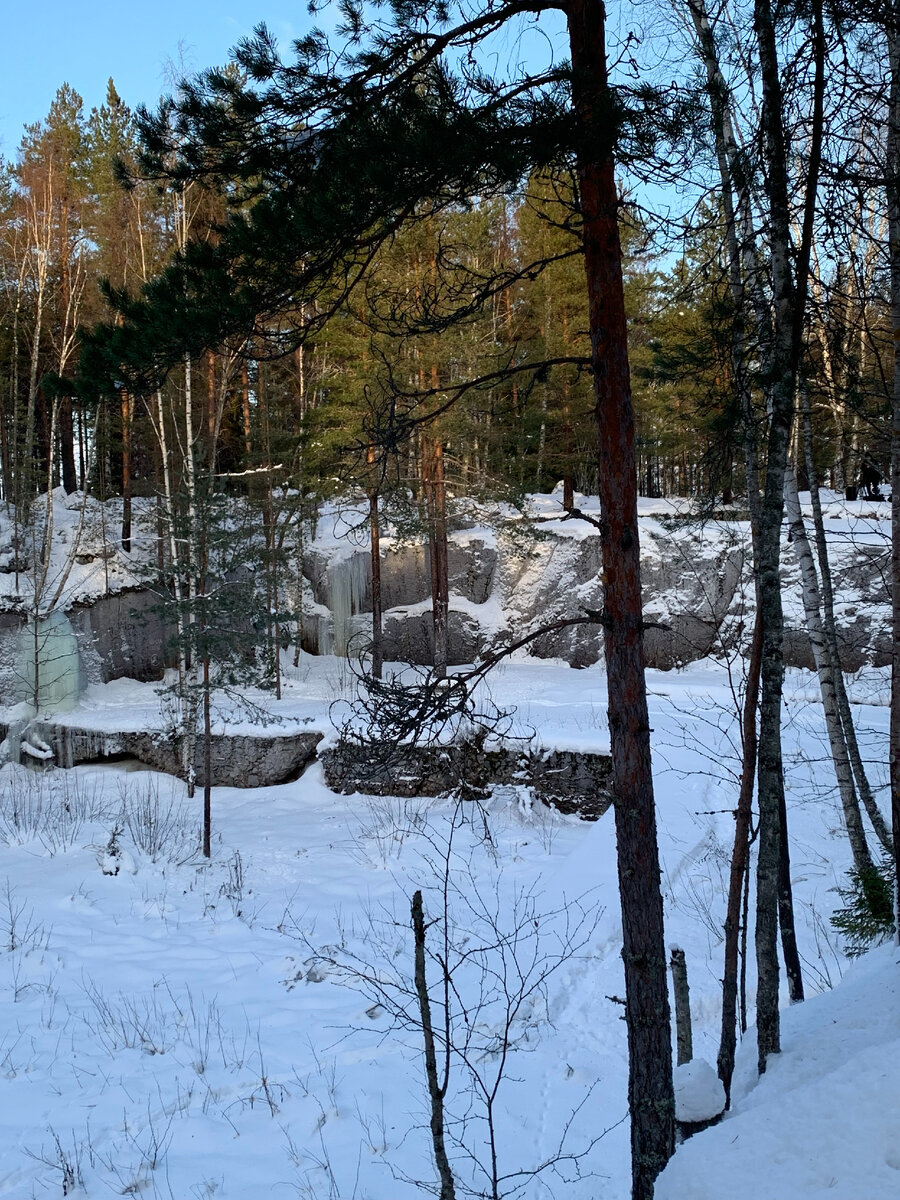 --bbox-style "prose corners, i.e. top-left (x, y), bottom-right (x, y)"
top-left (567, 1), bottom-right (674, 1192)
top-left (886, 0), bottom-right (900, 933)
top-left (424, 435), bottom-right (449, 678)
top-left (368, 444), bottom-right (384, 680)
